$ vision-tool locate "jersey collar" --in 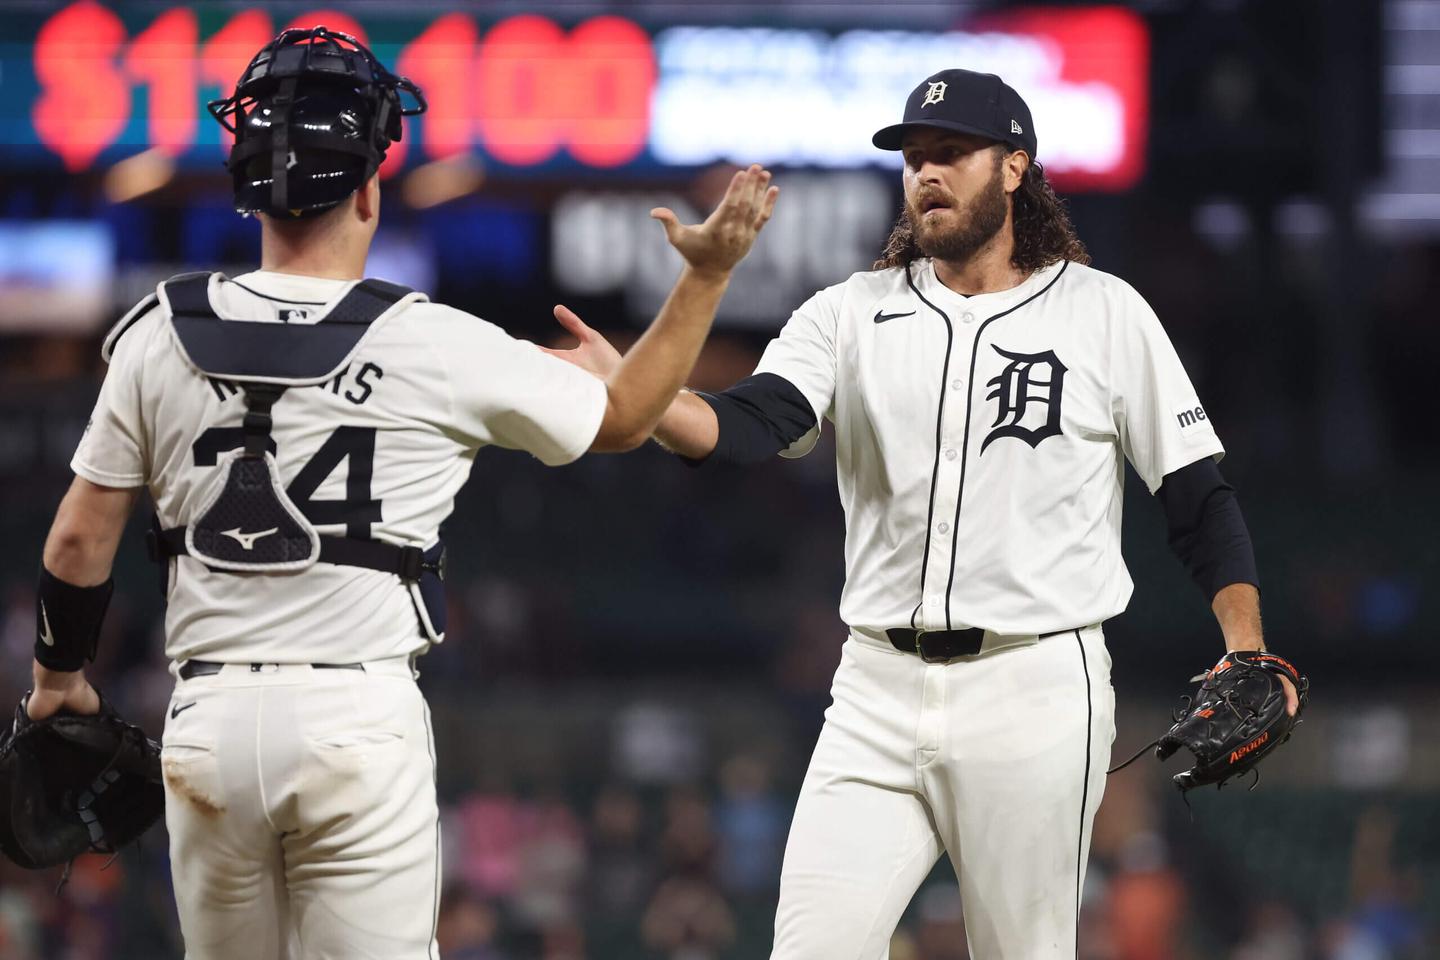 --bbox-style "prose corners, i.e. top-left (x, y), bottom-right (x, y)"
top-left (915, 258), bottom-right (1064, 316)
top-left (236, 270), bottom-right (354, 303)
